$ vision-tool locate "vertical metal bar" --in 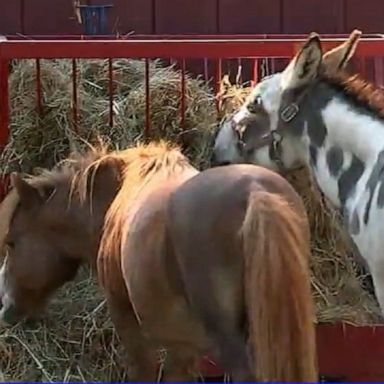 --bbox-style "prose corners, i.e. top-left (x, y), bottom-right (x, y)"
top-left (360, 58), bottom-right (367, 79)
top-left (108, 58), bottom-right (114, 127)
top-left (72, 59), bottom-right (78, 134)
top-left (236, 57), bottom-right (242, 85)
top-left (251, 58), bottom-right (258, 86)
top-left (374, 57), bottom-right (384, 87)
top-left (36, 59), bottom-right (43, 117)
top-left (180, 58), bottom-right (186, 131)
top-left (203, 58), bottom-right (209, 82)
top-left (145, 58), bottom-right (151, 137)
top-left (271, 58), bottom-right (276, 75)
